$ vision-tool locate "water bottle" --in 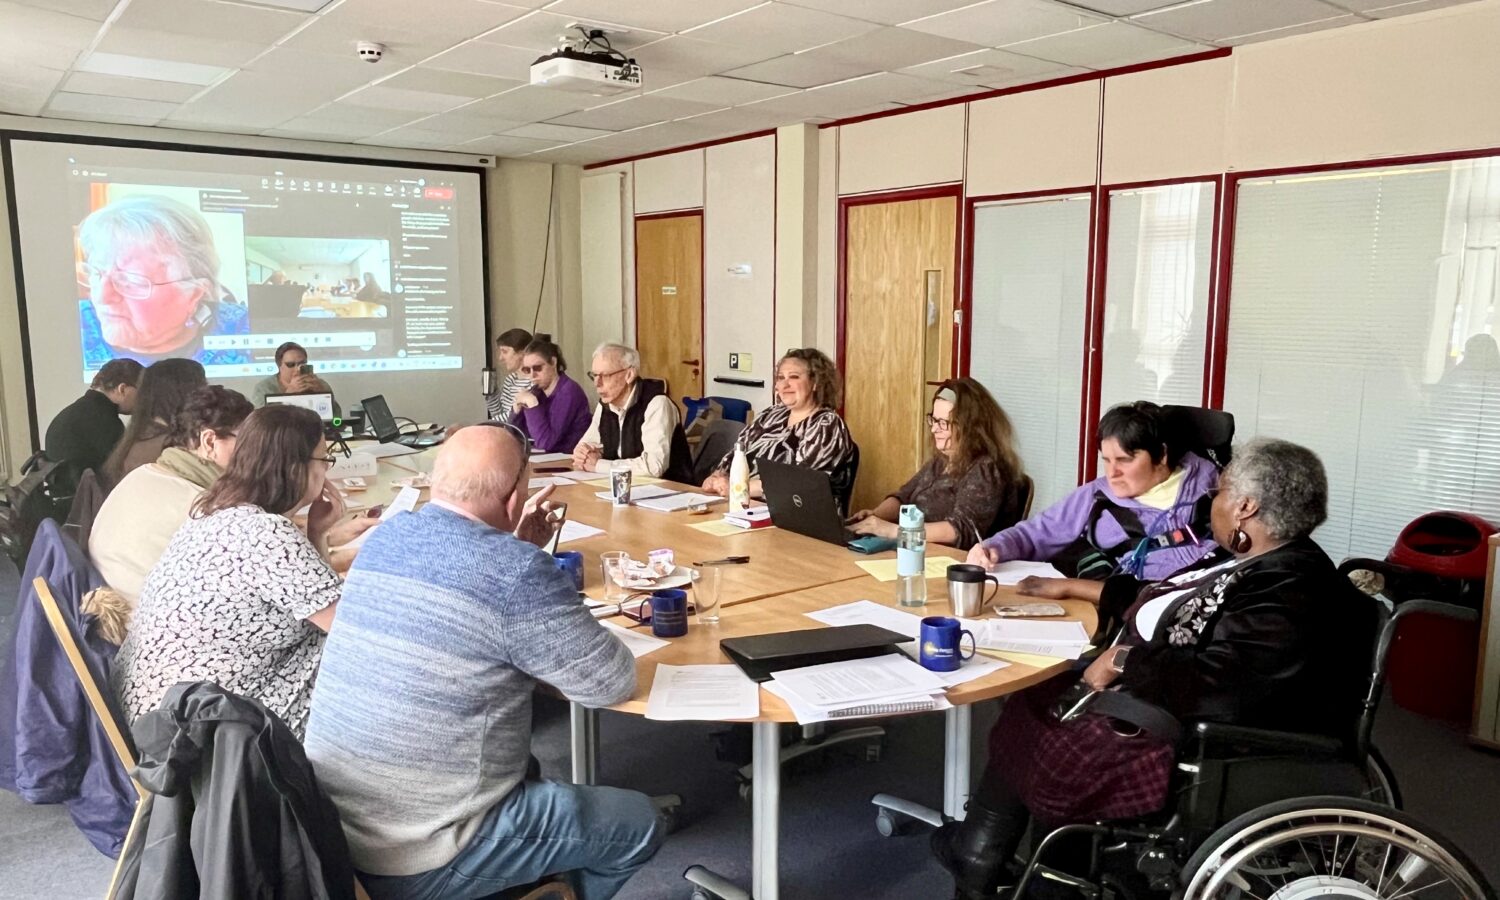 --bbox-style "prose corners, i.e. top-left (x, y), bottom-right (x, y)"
top-left (728, 446), bottom-right (751, 514)
top-left (896, 504), bottom-right (927, 607)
